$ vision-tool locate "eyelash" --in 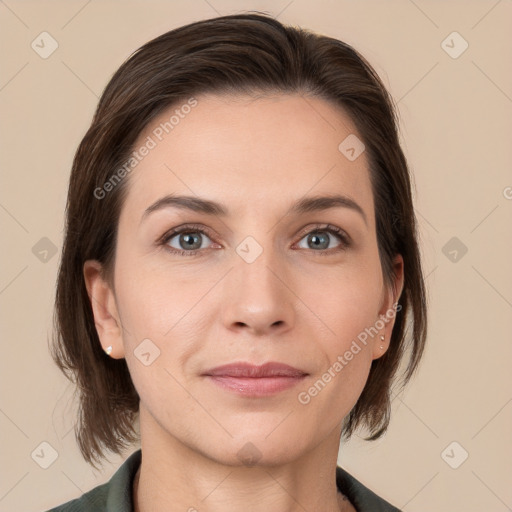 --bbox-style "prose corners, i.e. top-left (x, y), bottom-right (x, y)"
top-left (158, 223), bottom-right (351, 257)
